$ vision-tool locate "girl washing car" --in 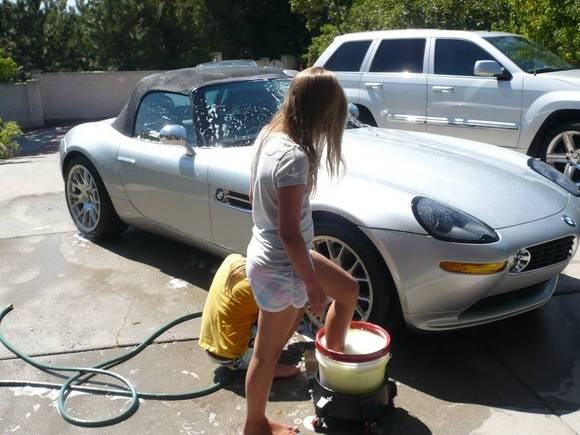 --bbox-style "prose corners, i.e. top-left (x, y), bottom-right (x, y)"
top-left (244, 67), bottom-right (359, 435)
